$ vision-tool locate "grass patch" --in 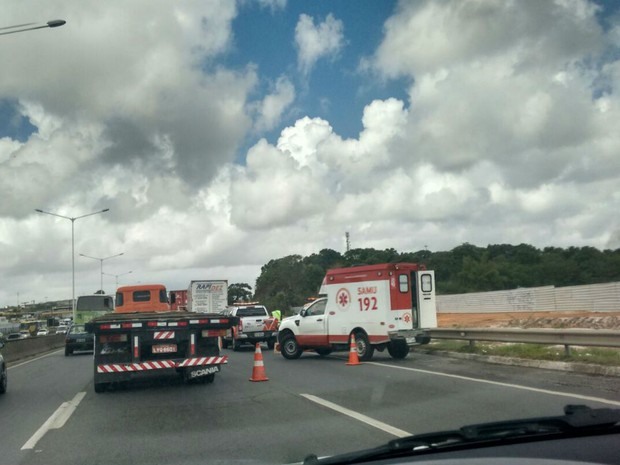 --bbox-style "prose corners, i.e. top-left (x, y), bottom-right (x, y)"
top-left (425, 340), bottom-right (620, 366)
